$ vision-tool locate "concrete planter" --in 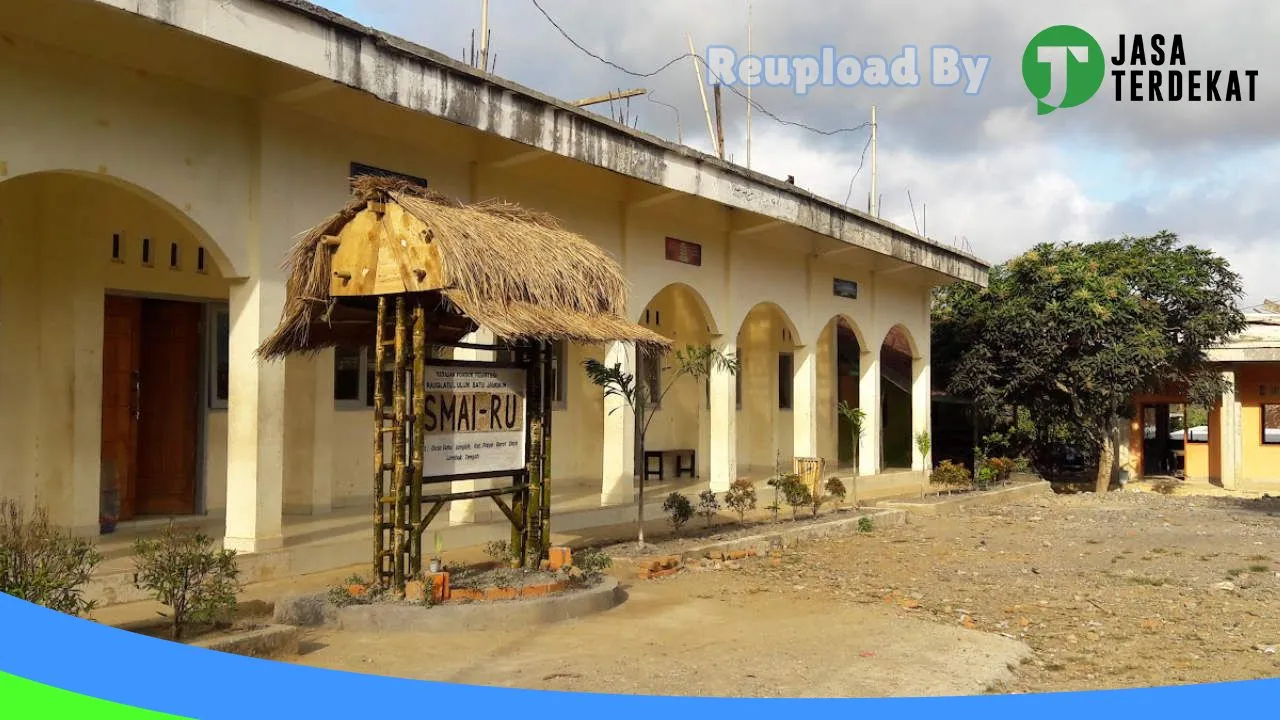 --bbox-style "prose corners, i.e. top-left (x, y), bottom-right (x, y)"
top-left (333, 578), bottom-right (622, 633)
